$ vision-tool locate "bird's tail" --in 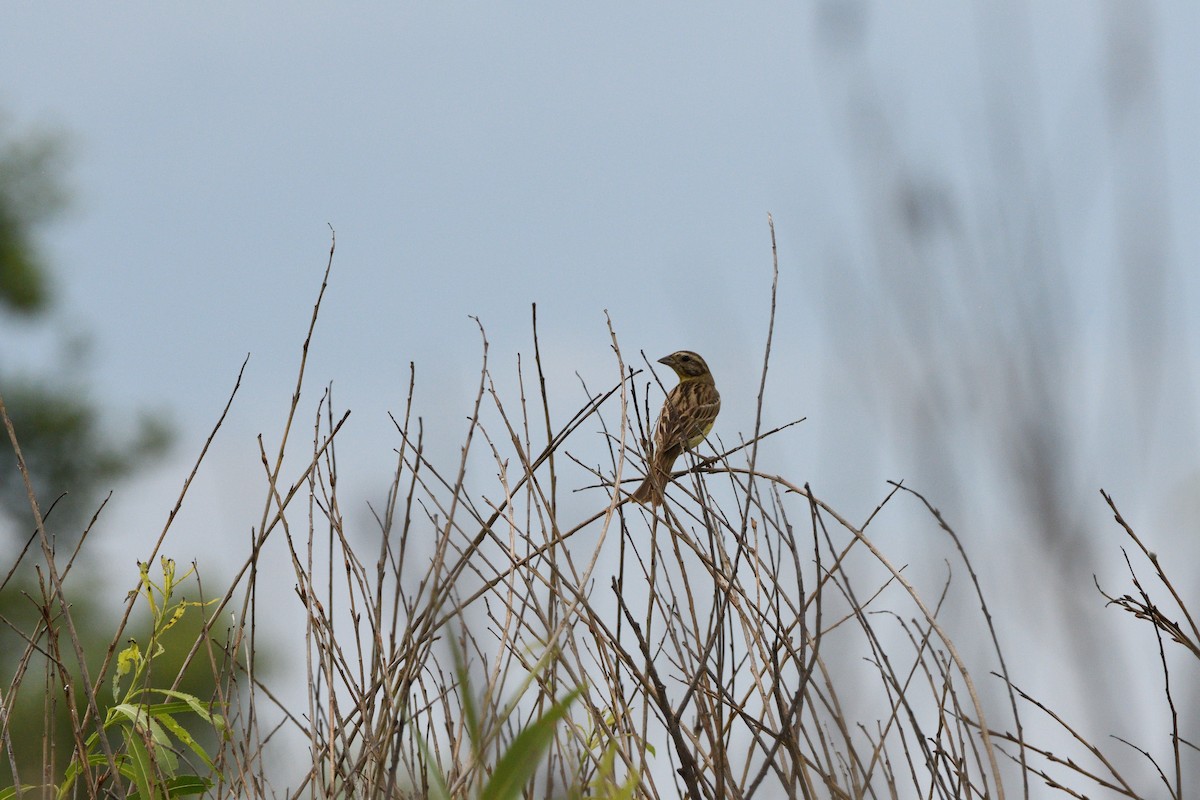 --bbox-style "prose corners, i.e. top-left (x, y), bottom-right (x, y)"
top-left (630, 462), bottom-right (669, 506)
